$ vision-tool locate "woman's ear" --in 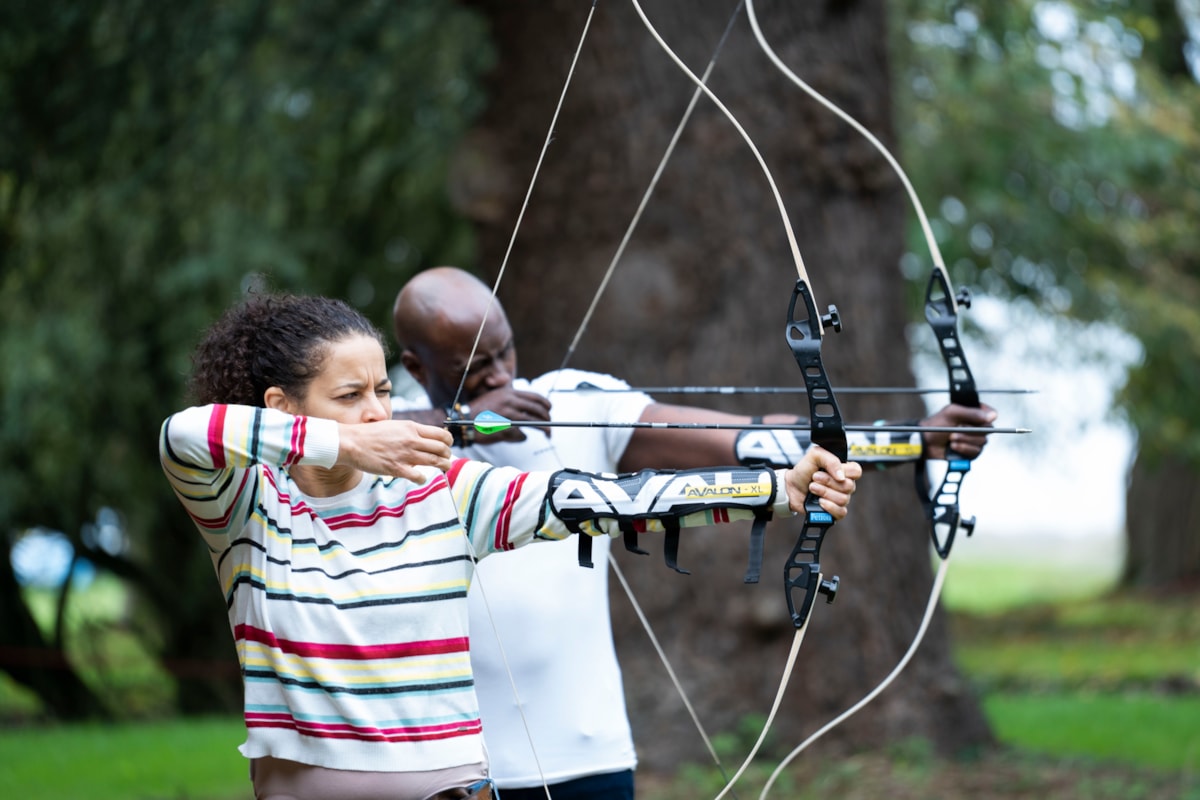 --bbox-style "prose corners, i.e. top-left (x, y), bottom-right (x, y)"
top-left (264, 386), bottom-right (291, 412)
